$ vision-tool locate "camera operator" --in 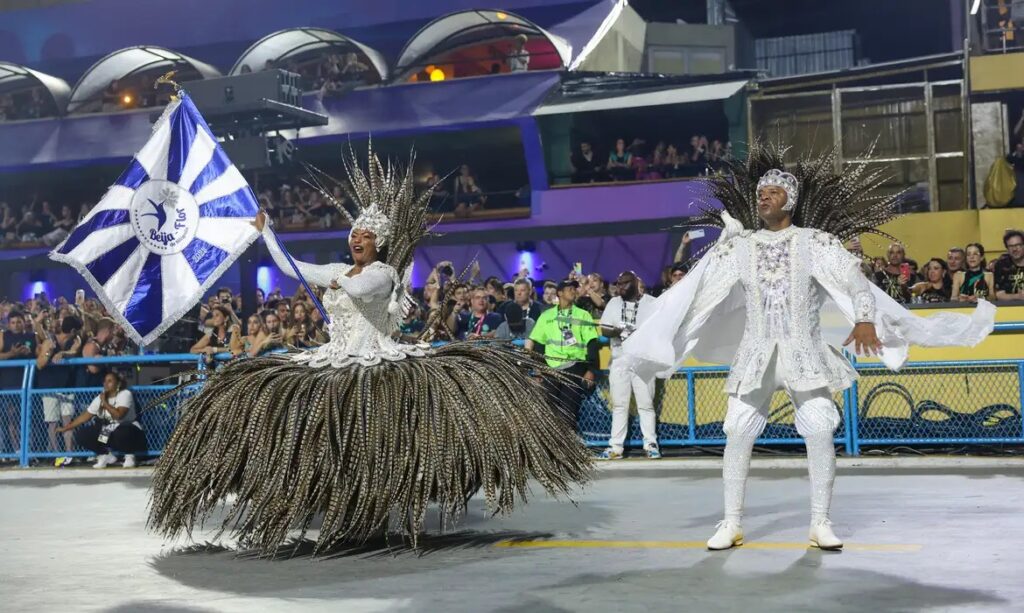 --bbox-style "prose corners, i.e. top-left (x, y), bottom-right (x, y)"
top-left (57, 371), bottom-right (144, 468)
